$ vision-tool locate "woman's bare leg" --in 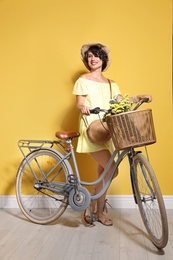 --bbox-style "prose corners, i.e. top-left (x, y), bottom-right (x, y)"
top-left (90, 149), bottom-right (118, 225)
